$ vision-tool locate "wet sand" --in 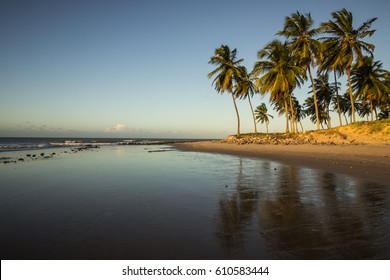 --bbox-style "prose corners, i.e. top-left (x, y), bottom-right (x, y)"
top-left (173, 141), bottom-right (390, 186)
